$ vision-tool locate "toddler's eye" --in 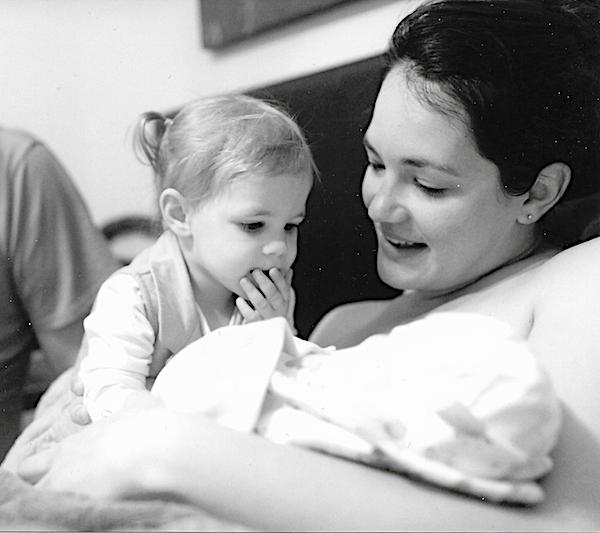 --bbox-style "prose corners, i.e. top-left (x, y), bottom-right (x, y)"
top-left (240, 222), bottom-right (264, 232)
top-left (284, 223), bottom-right (299, 232)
